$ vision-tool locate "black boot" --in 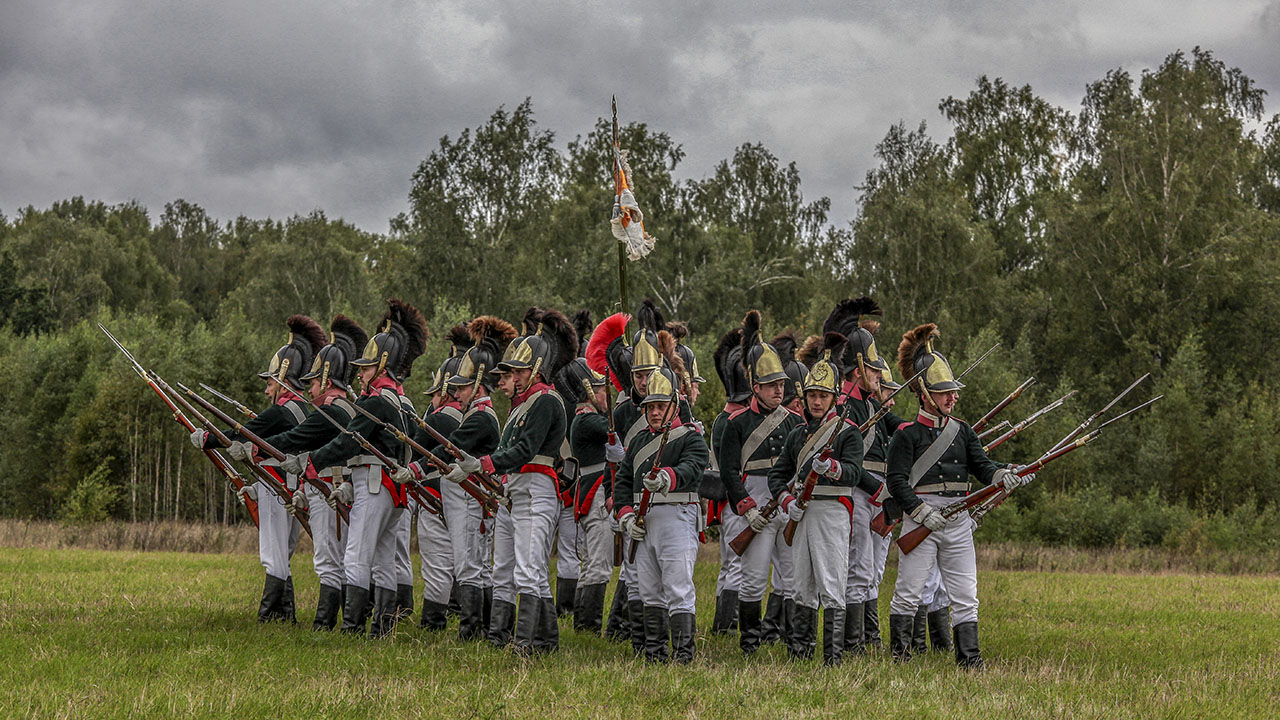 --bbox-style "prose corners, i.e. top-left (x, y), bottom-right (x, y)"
top-left (556, 578), bottom-right (577, 618)
top-left (783, 597), bottom-right (797, 648)
top-left (534, 596), bottom-right (560, 655)
top-left (953, 621), bottom-right (983, 668)
top-left (911, 606), bottom-right (928, 655)
top-left (627, 600), bottom-right (646, 657)
top-left (823, 606), bottom-right (846, 667)
top-left (258, 574), bottom-right (287, 623)
top-left (340, 584), bottom-right (371, 635)
top-left (788, 605), bottom-right (816, 661)
top-left (573, 583), bottom-right (606, 634)
top-left (863, 599), bottom-right (883, 650)
top-left (370, 586), bottom-right (399, 639)
top-left (712, 590), bottom-right (739, 635)
top-left (642, 605), bottom-right (670, 663)
top-left (313, 584), bottom-right (342, 631)
top-left (512, 593), bottom-right (541, 657)
top-left (487, 598), bottom-right (516, 649)
top-left (448, 580), bottom-right (462, 618)
top-left (395, 583), bottom-right (414, 624)
top-left (670, 612), bottom-right (696, 664)
top-left (844, 602), bottom-right (866, 655)
top-left (928, 608), bottom-right (953, 653)
top-left (457, 584), bottom-right (486, 641)
top-left (482, 586), bottom-right (493, 633)
top-left (738, 599), bottom-right (763, 655)
top-left (760, 592), bottom-right (784, 645)
top-left (889, 613), bottom-right (914, 662)
top-left (419, 600), bottom-right (449, 632)
top-left (281, 576), bottom-right (297, 625)
top-left (604, 580), bottom-right (630, 642)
